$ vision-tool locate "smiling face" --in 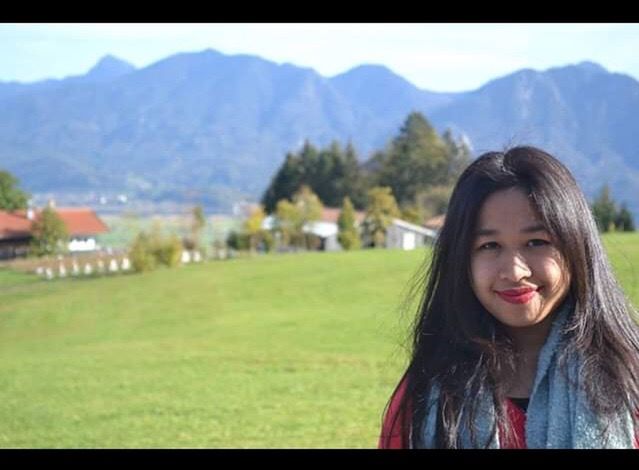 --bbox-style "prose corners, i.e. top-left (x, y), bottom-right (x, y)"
top-left (470, 187), bottom-right (571, 339)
